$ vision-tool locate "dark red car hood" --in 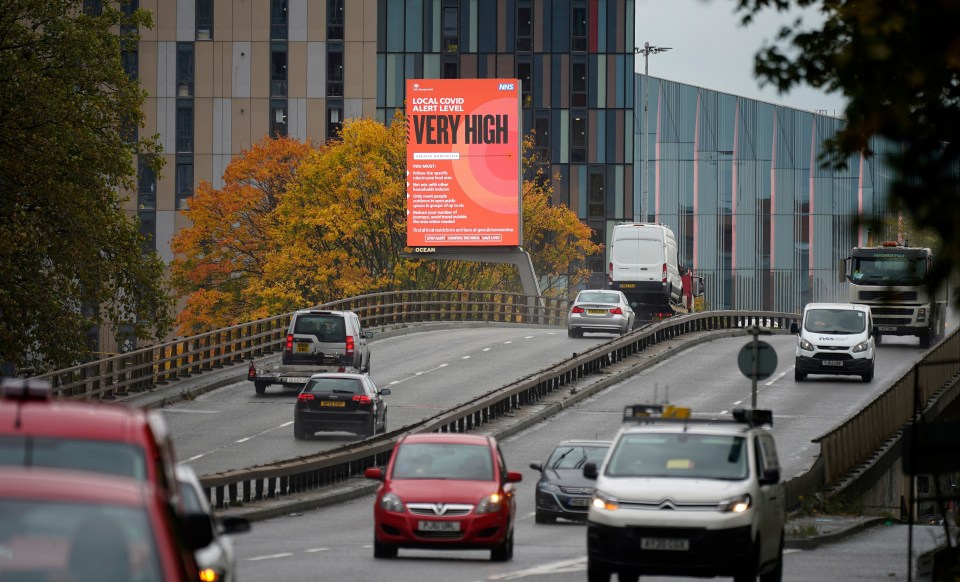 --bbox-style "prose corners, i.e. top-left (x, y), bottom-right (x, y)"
top-left (387, 479), bottom-right (501, 503)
